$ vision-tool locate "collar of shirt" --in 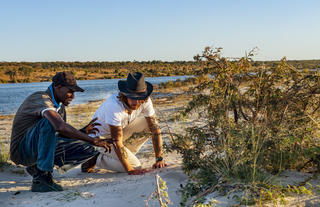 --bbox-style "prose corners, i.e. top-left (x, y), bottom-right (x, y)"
top-left (49, 84), bottom-right (62, 111)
